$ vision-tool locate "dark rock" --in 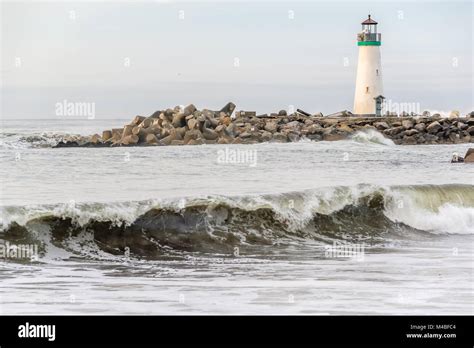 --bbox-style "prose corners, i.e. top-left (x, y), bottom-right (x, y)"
top-left (374, 122), bottom-right (389, 130)
top-left (383, 126), bottom-right (404, 136)
top-left (465, 148), bottom-right (474, 163)
top-left (414, 123), bottom-right (426, 132)
top-left (220, 102), bottom-right (236, 116)
top-left (202, 128), bottom-right (219, 140)
top-left (272, 133), bottom-right (288, 142)
top-left (183, 104), bottom-right (197, 116)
